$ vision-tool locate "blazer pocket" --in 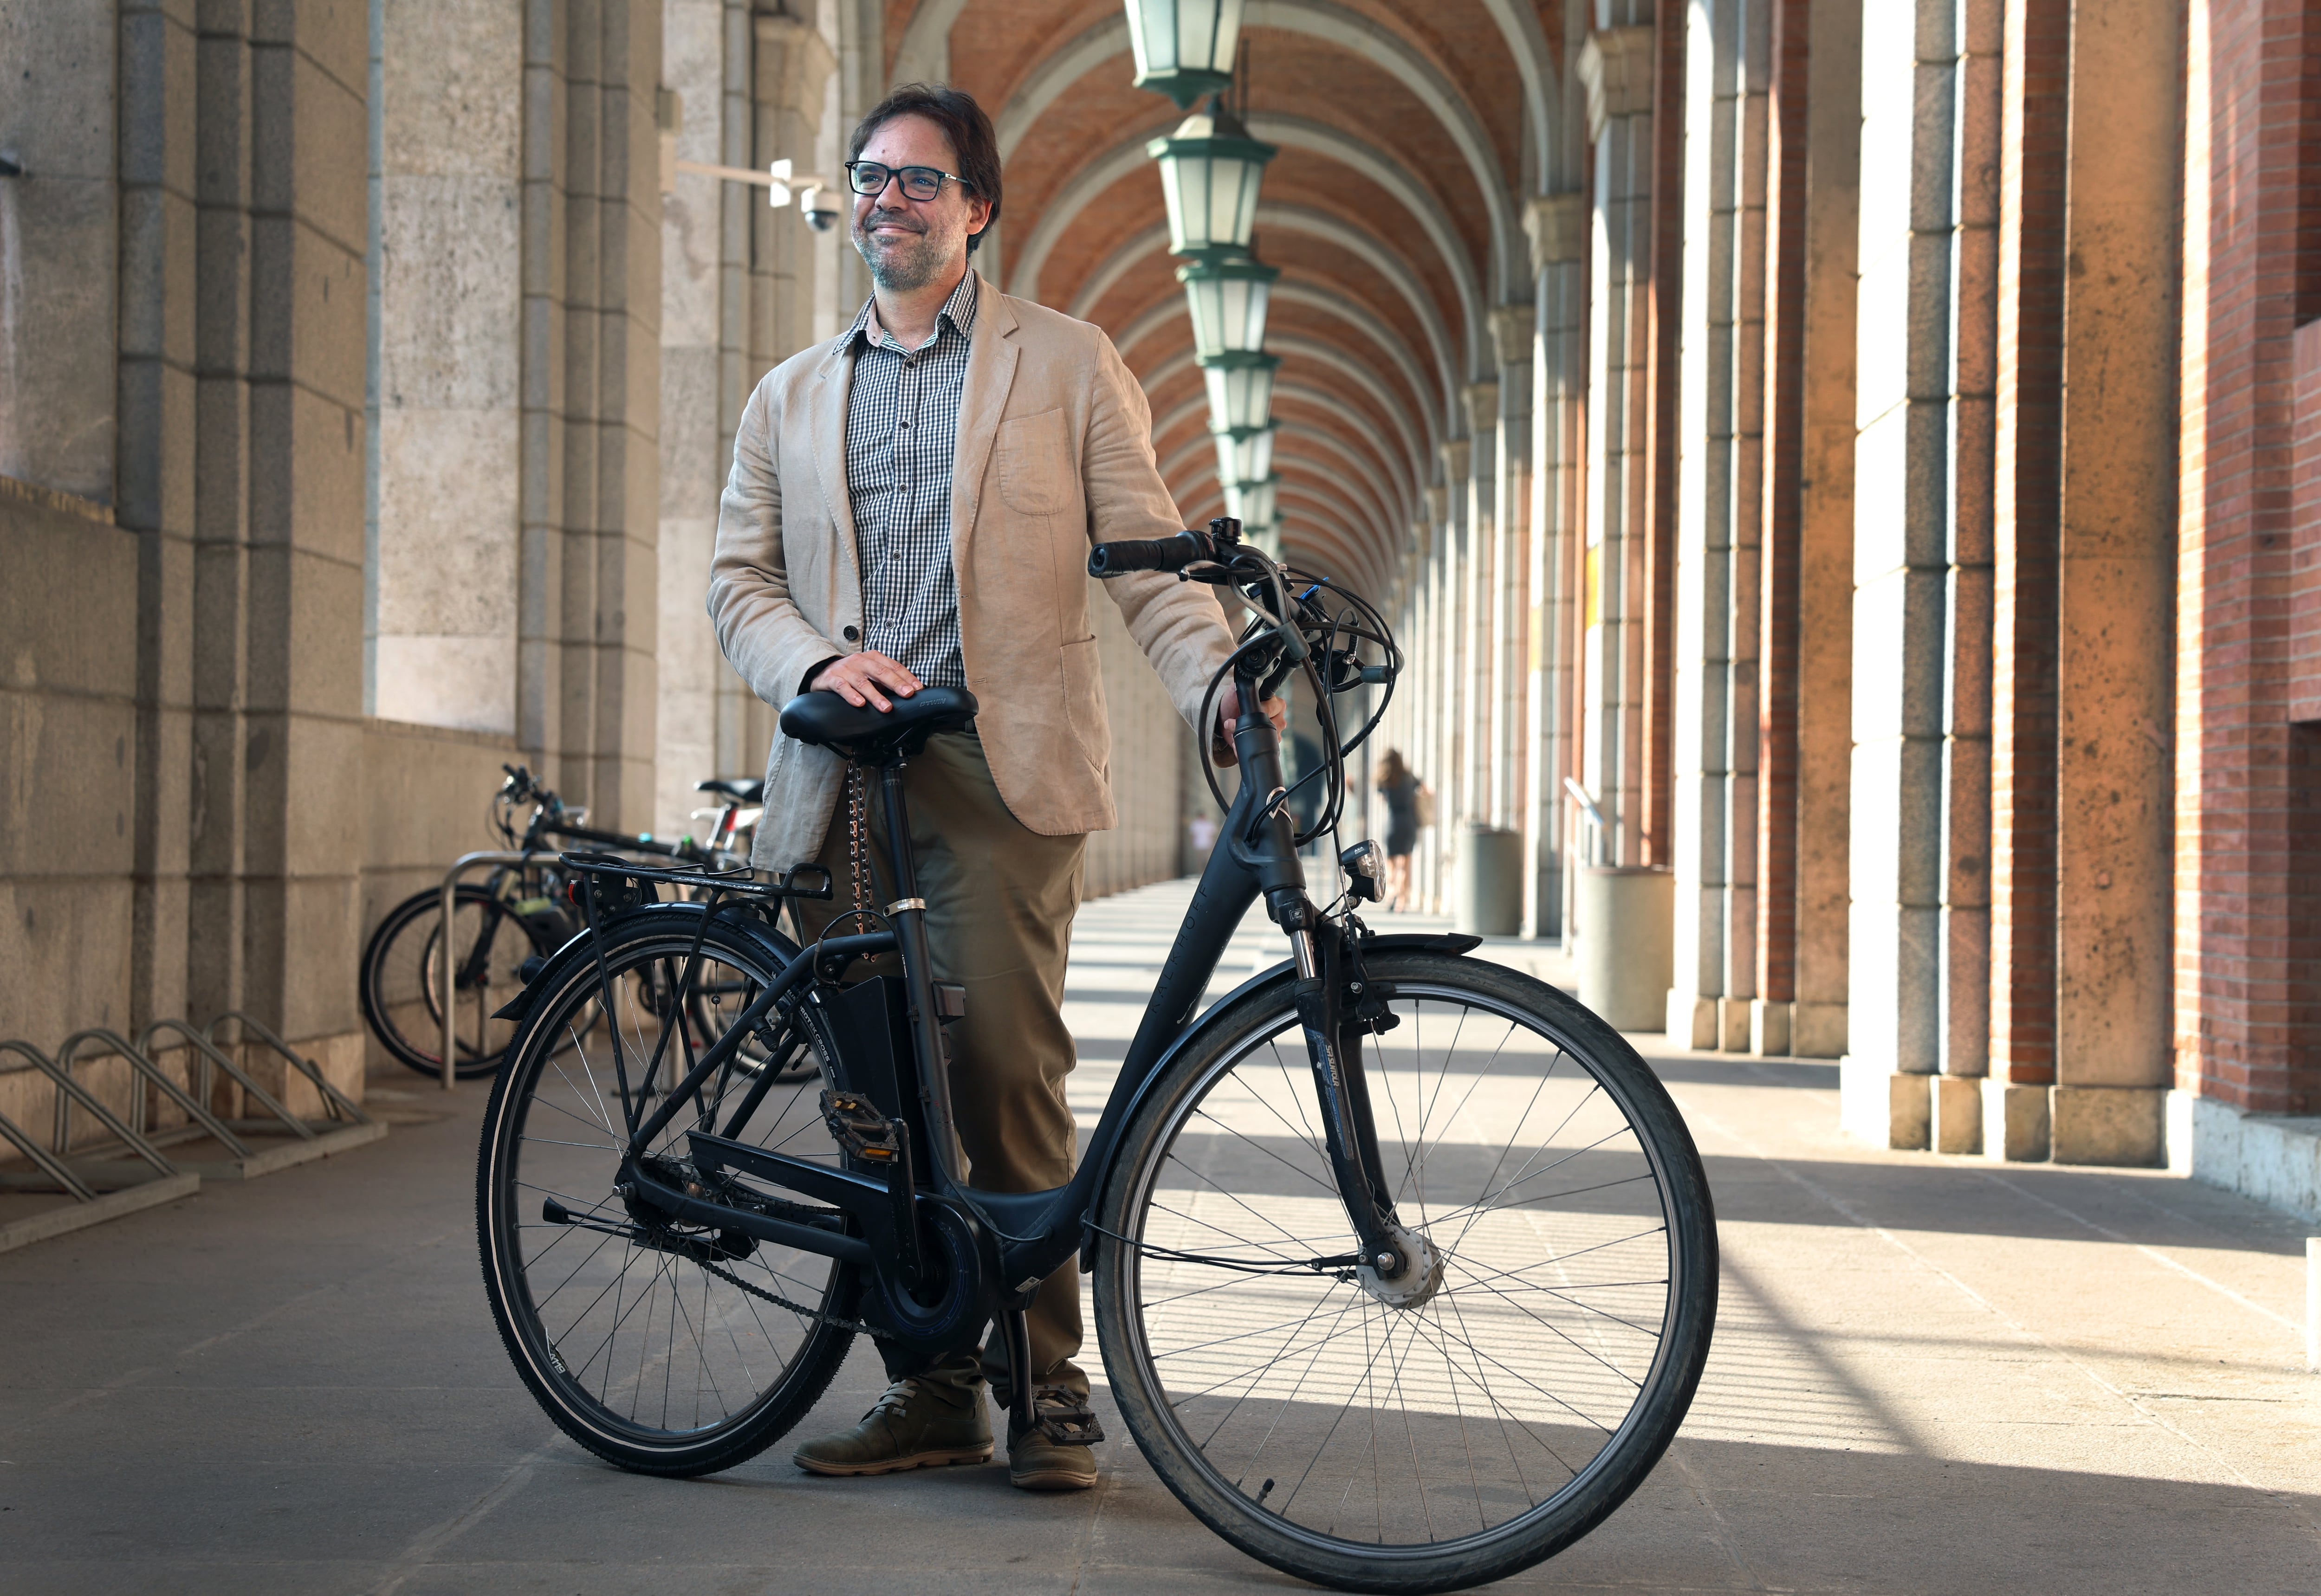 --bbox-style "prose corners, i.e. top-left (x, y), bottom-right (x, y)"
top-left (1058, 635), bottom-right (1109, 768)
top-left (996, 409), bottom-right (1072, 516)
